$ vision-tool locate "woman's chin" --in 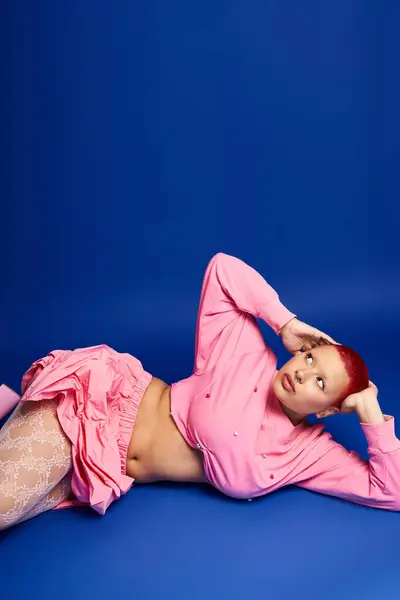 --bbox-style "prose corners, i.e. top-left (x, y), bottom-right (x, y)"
top-left (273, 377), bottom-right (296, 411)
